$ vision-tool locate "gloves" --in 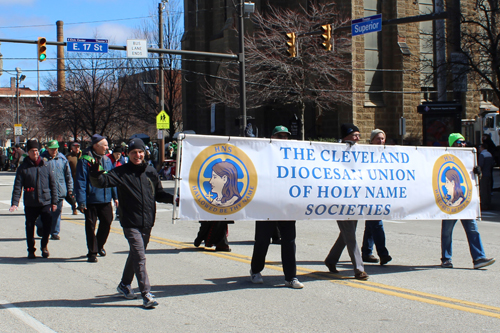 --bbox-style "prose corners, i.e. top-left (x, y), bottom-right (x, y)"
top-left (89, 159), bottom-right (104, 178)
top-left (473, 166), bottom-right (482, 176)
